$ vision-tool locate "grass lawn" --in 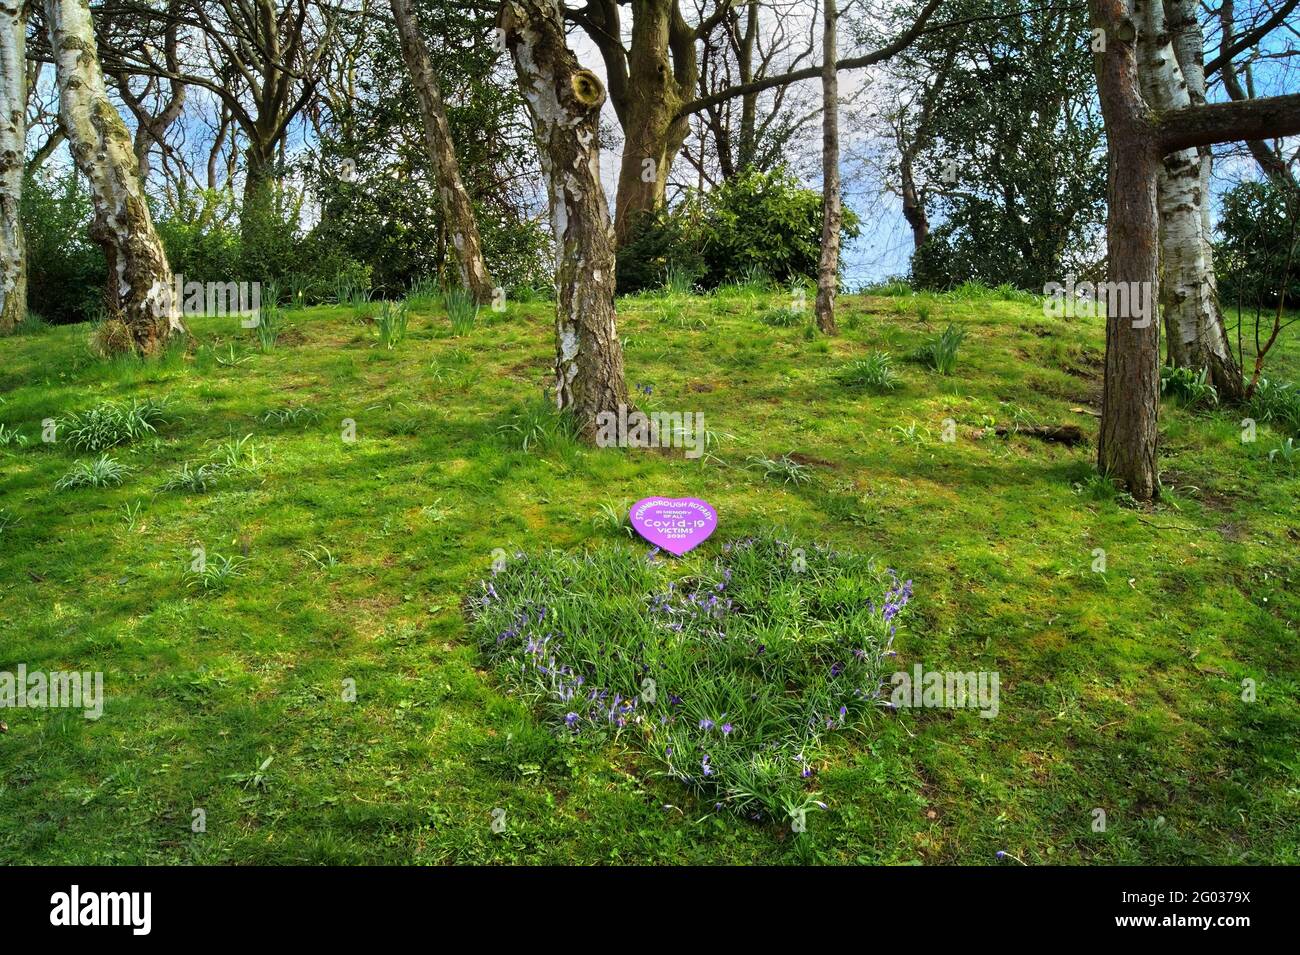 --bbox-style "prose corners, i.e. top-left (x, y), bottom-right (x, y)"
top-left (1, 284), bottom-right (1297, 864)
